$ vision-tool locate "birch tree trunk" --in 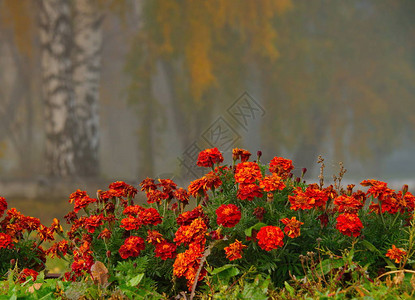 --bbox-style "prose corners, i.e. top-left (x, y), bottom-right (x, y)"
top-left (73, 0), bottom-right (102, 176)
top-left (39, 0), bottom-right (76, 177)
